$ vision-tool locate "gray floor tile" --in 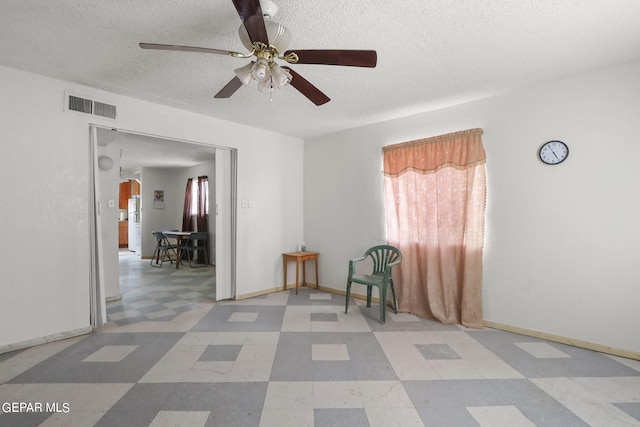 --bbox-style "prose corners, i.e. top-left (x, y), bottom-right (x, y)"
top-left (0, 412), bottom-right (53, 427)
top-left (165, 383), bottom-right (268, 411)
top-left (446, 379), bottom-right (515, 406)
top-left (416, 343), bottom-right (462, 360)
top-left (199, 344), bottom-right (243, 361)
top-left (403, 380), bottom-right (466, 408)
top-left (106, 304), bottom-right (126, 314)
top-left (9, 333), bottom-right (183, 383)
top-left (615, 402), bottom-right (640, 422)
top-left (95, 409), bottom-right (162, 427)
top-left (314, 408), bottom-right (369, 427)
top-left (271, 335), bottom-right (314, 381)
top-left (311, 312), bottom-right (339, 322)
top-left (414, 406), bottom-right (480, 427)
top-left (271, 332), bottom-right (397, 382)
top-left (517, 399), bottom-right (591, 427)
top-left (135, 304), bottom-right (169, 314)
top-left (3, 253), bottom-right (637, 427)
top-left (468, 330), bottom-right (640, 377)
top-left (192, 305), bottom-right (285, 332)
top-left (113, 315), bottom-right (149, 326)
